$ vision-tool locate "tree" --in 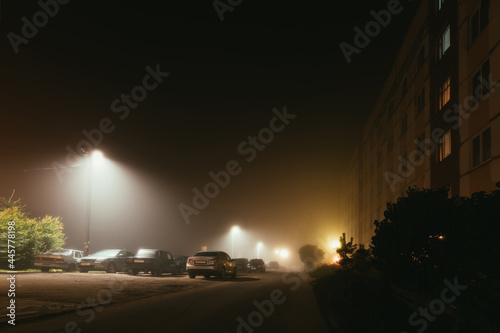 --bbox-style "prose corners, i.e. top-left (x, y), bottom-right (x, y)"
top-left (0, 193), bottom-right (66, 269)
top-left (337, 233), bottom-right (357, 268)
top-left (298, 244), bottom-right (325, 270)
